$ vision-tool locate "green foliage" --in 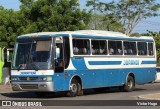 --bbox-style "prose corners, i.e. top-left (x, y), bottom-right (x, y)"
top-left (115, 0), bottom-right (160, 36)
top-left (88, 14), bottom-right (124, 32)
top-left (86, 0), bottom-right (124, 32)
top-left (130, 33), bottom-right (141, 37)
top-left (0, 0), bottom-right (91, 48)
top-left (0, 6), bottom-right (20, 48)
top-left (19, 0), bottom-right (91, 33)
top-left (86, 0), bottom-right (160, 36)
